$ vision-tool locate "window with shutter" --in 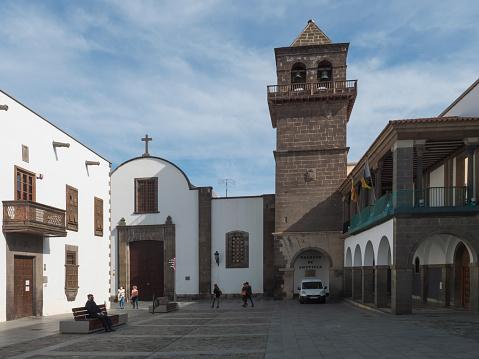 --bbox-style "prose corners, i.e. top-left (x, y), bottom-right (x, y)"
top-left (66, 185), bottom-right (78, 231)
top-left (94, 197), bottom-right (103, 236)
top-left (135, 178), bottom-right (158, 213)
top-left (15, 166), bottom-right (36, 201)
top-left (226, 231), bottom-right (249, 268)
